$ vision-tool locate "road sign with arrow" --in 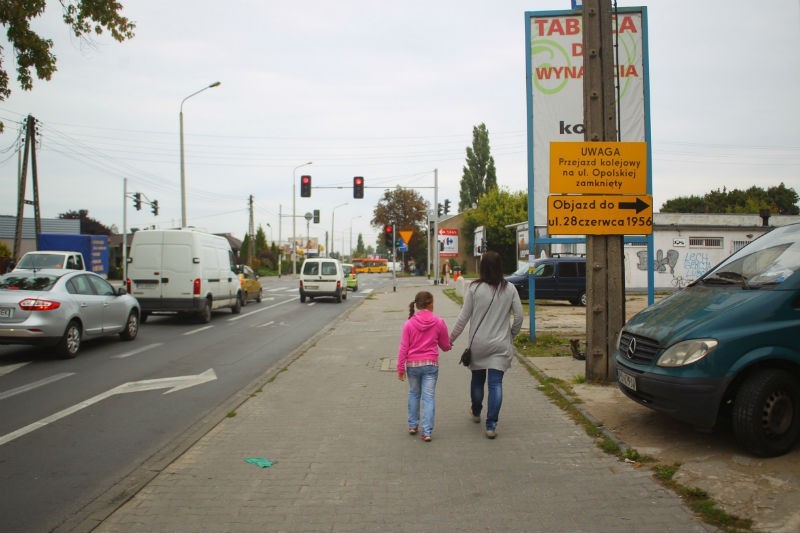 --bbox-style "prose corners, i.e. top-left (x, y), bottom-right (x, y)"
top-left (547, 194), bottom-right (653, 235)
